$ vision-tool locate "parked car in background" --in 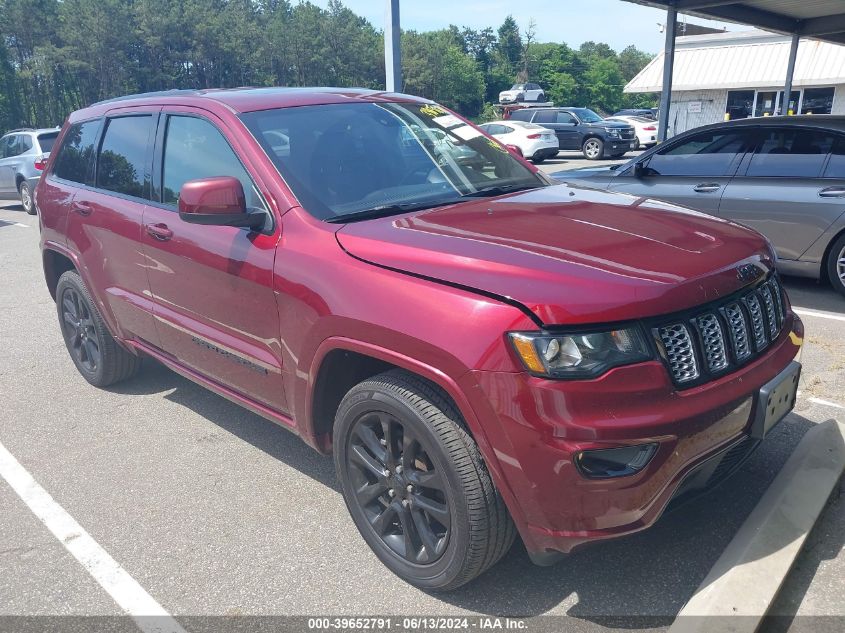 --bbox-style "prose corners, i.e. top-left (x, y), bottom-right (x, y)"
top-left (509, 107), bottom-right (636, 159)
top-left (613, 108), bottom-right (657, 120)
top-left (605, 115), bottom-right (659, 149)
top-left (38, 88), bottom-right (802, 591)
top-left (557, 115), bottom-right (845, 297)
top-left (498, 83), bottom-right (546, 104)
top-left (0, 127), bottom-right (59, 214)
top-left (478, 120), bottom-right (559, 163)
